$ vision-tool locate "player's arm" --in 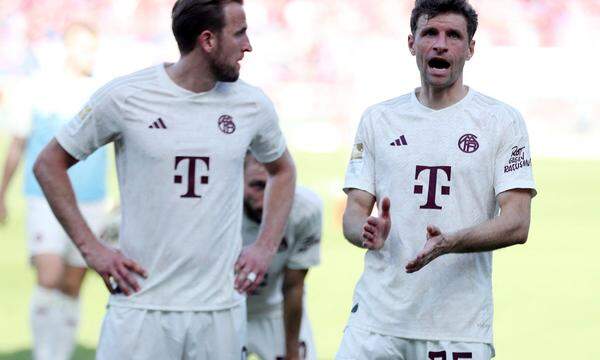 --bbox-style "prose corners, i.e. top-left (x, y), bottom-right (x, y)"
top-left (343, 189), bottom-right (391, 250)
top-left (282, 267), bottom-right (308, 360)
top-left (235, 149), bottom-right (296, 293)
top-left (0, 136), bottom-right (26, 224)
top-left (34, 139), bottom-right (146, 294)
top-left (406, 188), bottom-right (532, 273)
